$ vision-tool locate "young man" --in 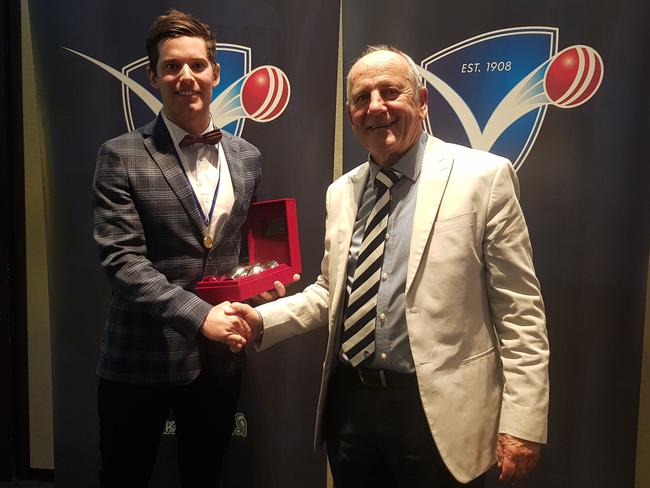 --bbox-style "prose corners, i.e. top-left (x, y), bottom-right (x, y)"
top-left (232, 46), bottom-right (549, 487)
top-left (92, 10), bottom-right (273, 487)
